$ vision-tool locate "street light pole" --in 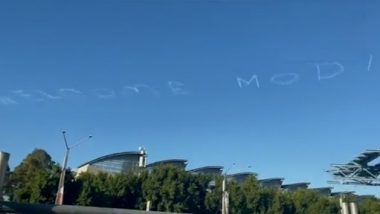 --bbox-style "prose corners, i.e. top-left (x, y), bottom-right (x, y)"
top-left (221, 163), bottom-right (252, 214)
top-left (221, 163), bottom-right (235, 214)
top-left (55, 131), bottom-right (92, 205)
top-left (222, 173), bottom-right (229, 214)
